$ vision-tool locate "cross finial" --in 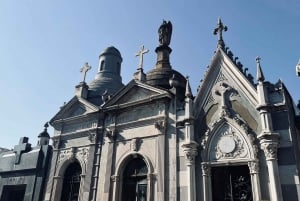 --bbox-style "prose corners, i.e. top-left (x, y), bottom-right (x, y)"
top-left (135, 45), bottom-right (149, 70)
top-left (80, 62), bottom-right (92, 83)
top-left (213, 18), bottom-right (228, 48)
top-left (256, 56), bottom-right (261, 64)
